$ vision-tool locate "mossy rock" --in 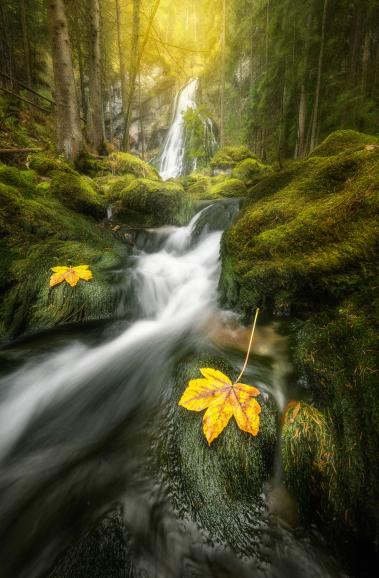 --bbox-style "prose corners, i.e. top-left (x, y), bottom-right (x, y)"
top-left (106, 152), bottom-right (160, 180)
top-left (0, 162), bottom-right (38, 194)
top-left (115, 178), bottom-right (194, 226)
top-left (232, 158), bottom-right (273, 186)
top-left (220, 135), bottom-right (379, 317)
top-left (210, 146), bottom-right (256, 170)
top-left (96, 175), bottom-right (137, 202)
top-left (287, 303), bottom-right (379, 542)
top-left (156, 353), bottom-right (278, 554)
top-left (186, 175), bottom-right (211, 198)
top-left (0, 162), bottom-right (128, 339)
top-left (28, 152), bottom-right (76, 177)
top-left (218, 130), bottom-right (379, 548)
top-left (309, 130), bottom-right (379, 158)
top-left (209, 177), bottom-right (247, 198)
top-left (50, 171), bottom-right (106, 219)
top-left (282, 402), bottom-right (338, 520)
